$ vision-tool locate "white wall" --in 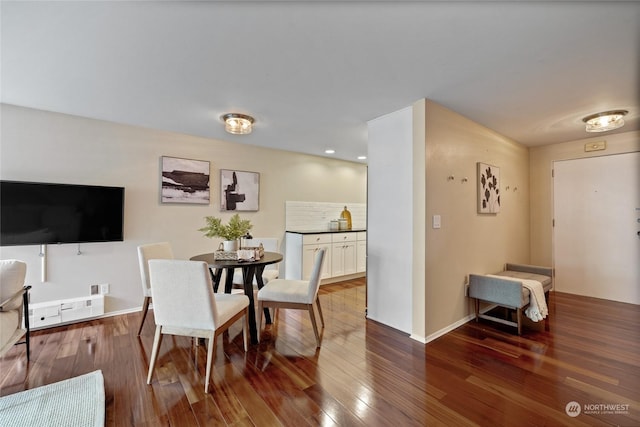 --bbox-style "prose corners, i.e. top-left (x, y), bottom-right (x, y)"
top-left (0, 104), bottom-right (367, 316)
top-left (423, 100), bottom-right (530, 339)
top-left (366, 106), bottom-right (414, 333)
